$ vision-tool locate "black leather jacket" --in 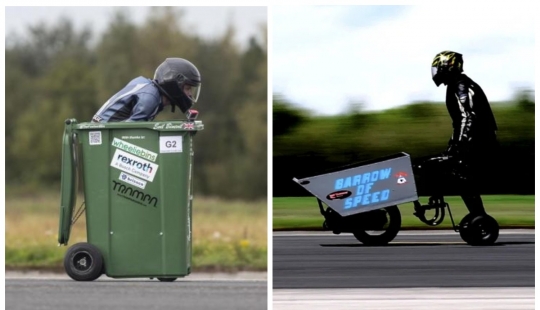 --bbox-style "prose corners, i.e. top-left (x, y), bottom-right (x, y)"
top-left (413, 74), bottom-right (499, 184)
top-left (445, 74), bottom-right (498, 147)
